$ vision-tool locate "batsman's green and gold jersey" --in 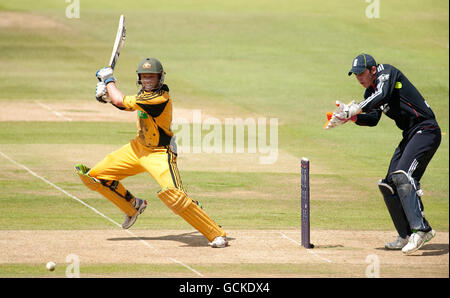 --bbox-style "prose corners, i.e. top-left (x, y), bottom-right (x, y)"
top-left (123, 84), bottom-right (173, 148)
top-left (89, 84), bottom-right (181, 189)
top-left (79, 84), bottom-right (227, 241)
